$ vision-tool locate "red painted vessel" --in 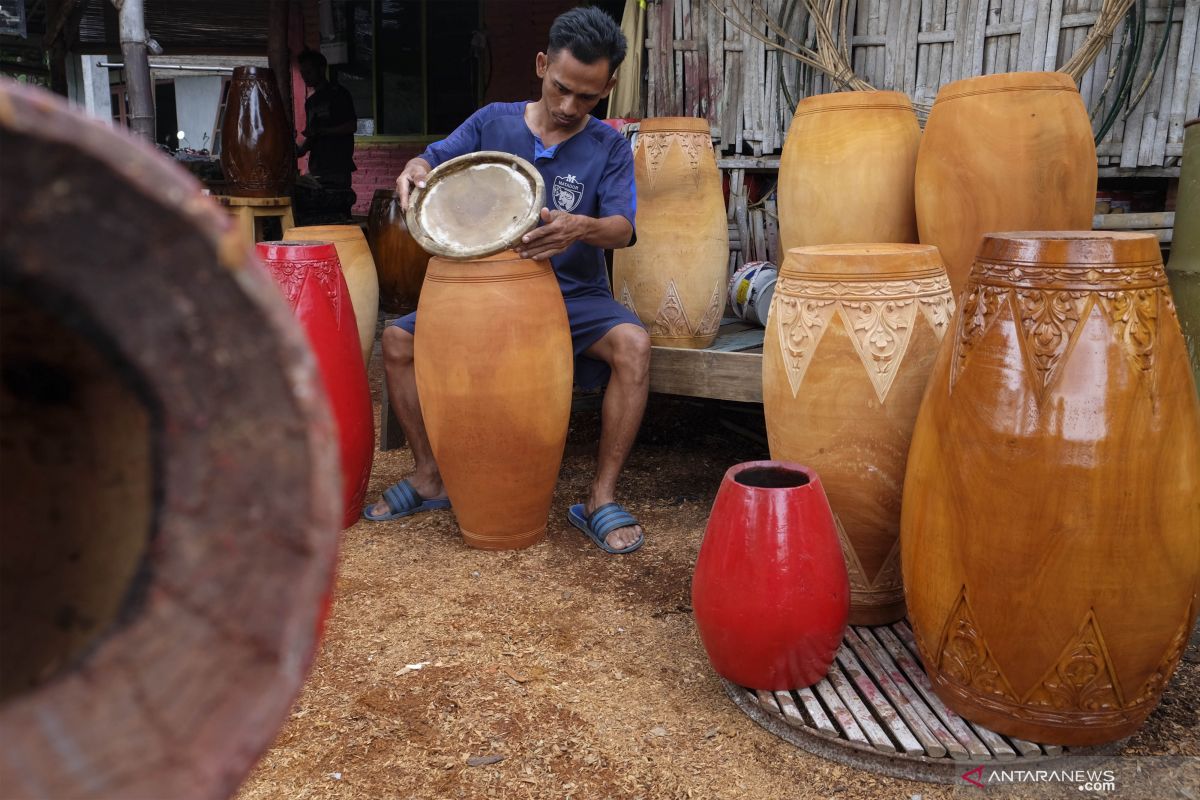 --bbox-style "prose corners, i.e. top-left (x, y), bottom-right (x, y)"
top-left (257, 241), bottom-right (373, 529)
top-left (691, 461), bottom-right (849, 690)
